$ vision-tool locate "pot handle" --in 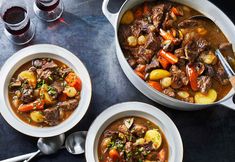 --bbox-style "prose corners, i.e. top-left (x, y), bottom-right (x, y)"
top-left (219, 96), bottom-right (235, 110)
top-left (102, 0), bottom-right (118, 28)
